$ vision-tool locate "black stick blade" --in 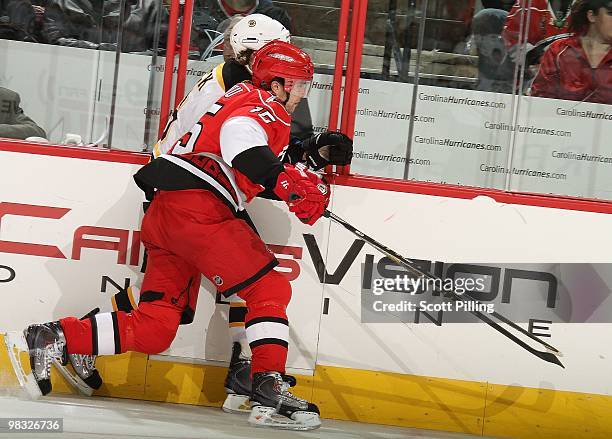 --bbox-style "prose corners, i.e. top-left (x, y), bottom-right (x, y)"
top-left (539, 351), bottom-right (565, 368)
